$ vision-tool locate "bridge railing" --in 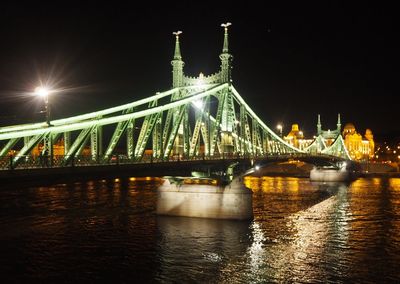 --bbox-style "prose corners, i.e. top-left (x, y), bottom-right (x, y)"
top-left (0, 152), bottom-right (342, 171)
